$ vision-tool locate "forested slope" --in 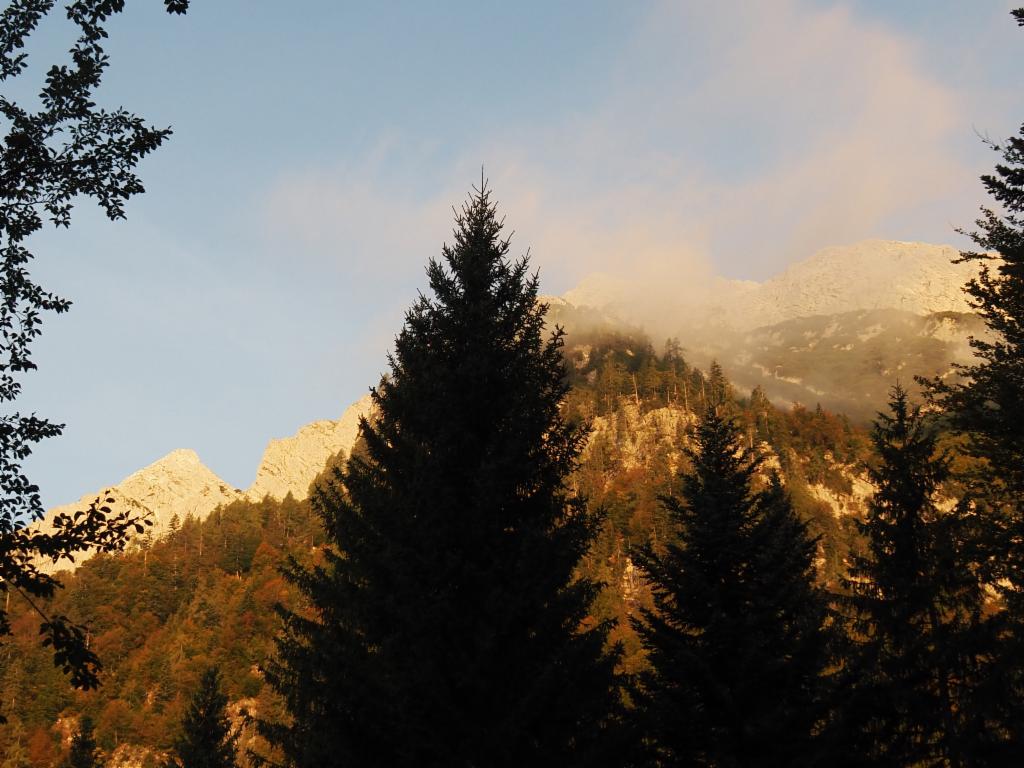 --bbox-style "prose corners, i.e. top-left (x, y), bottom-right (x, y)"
top-left (0, 325), bottom-right (890, 766)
